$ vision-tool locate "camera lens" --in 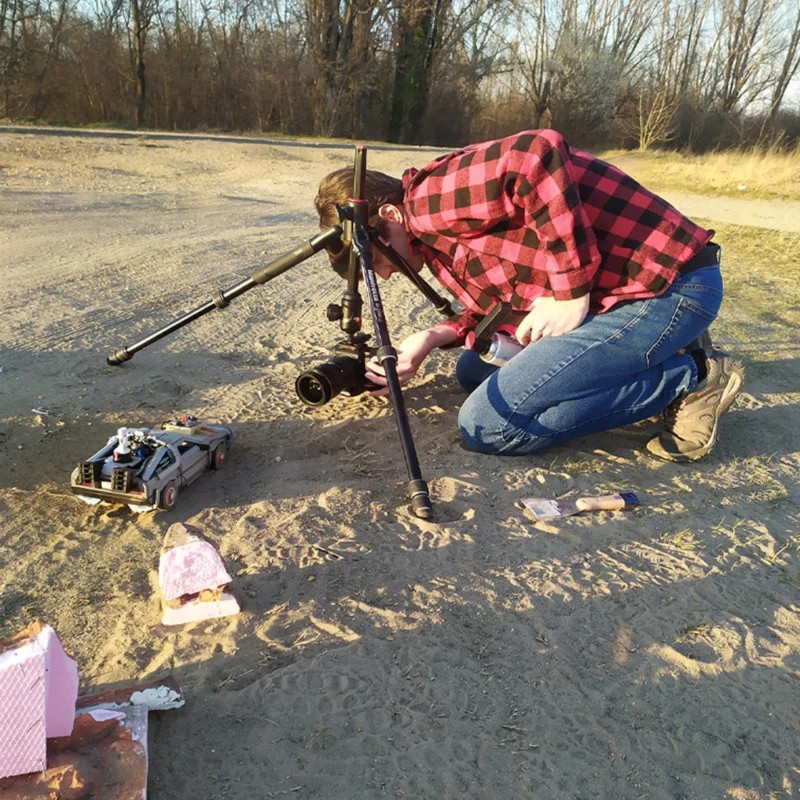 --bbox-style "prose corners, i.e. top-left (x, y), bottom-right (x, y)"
top-left (295, 356), bottom-right (362, 406)
top-left (295, 370), bottom-right (334, 406)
